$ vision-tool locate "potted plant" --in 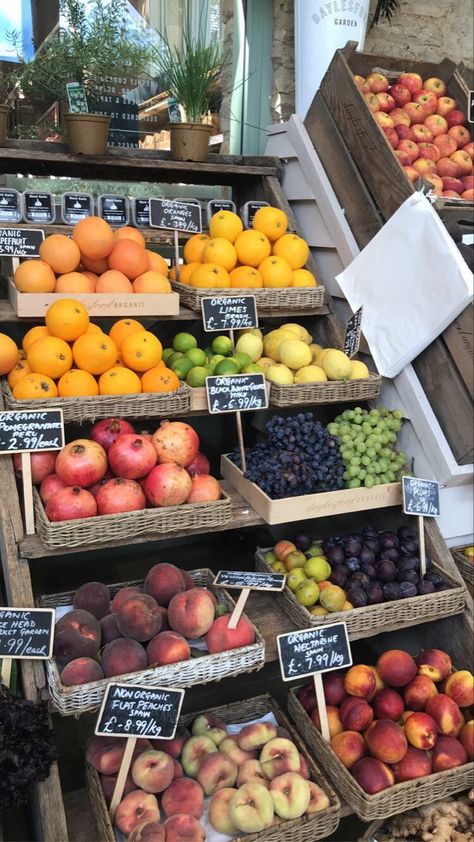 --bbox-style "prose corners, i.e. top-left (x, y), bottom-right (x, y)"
top-left (0, 67), bottom-right (18, 146)
top-left (16, 0), bottom-right (150, 155)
